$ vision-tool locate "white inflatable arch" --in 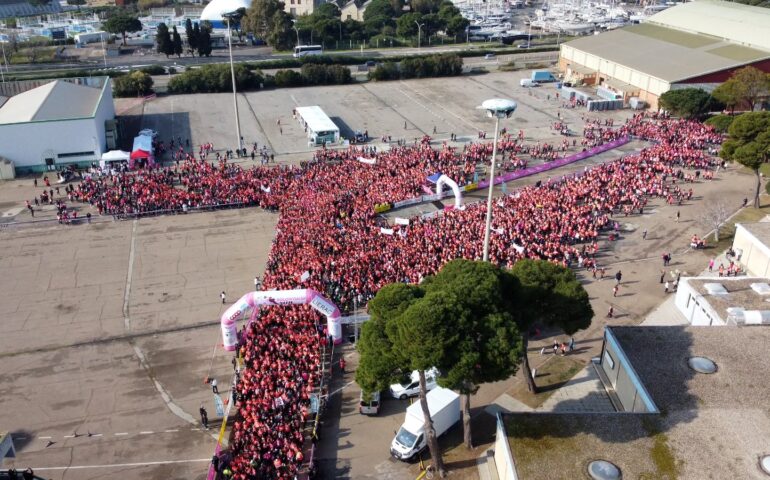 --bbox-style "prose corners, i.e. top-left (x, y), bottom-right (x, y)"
top-left (436, 174), bottom-right (463, 209)
top-left (220, 289), bottom-right (342, 351)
